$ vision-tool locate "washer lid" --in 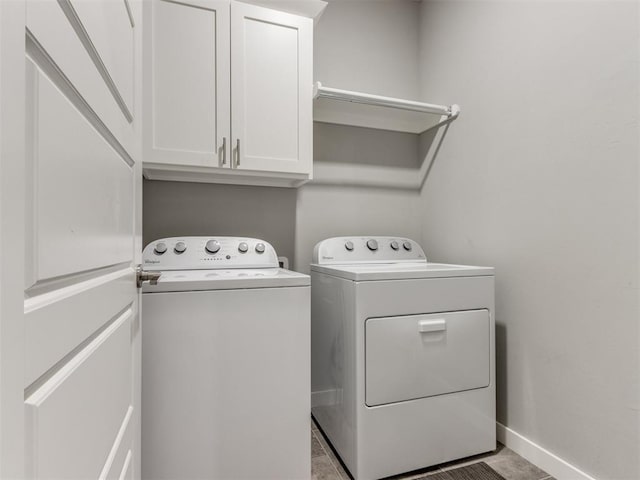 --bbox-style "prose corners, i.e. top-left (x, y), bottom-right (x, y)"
top-left (142, 268), bottom-right (309, 293)
top-left (310, 262), bottom-right (494, 281)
